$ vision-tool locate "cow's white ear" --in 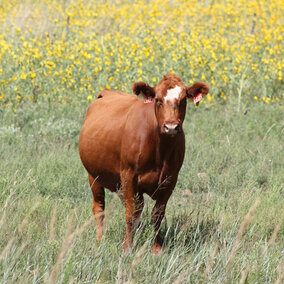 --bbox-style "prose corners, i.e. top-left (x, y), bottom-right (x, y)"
top-left (186, 82), bottom-right (209, 105)
top-left (133, 82), bottom-right (155, 98)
